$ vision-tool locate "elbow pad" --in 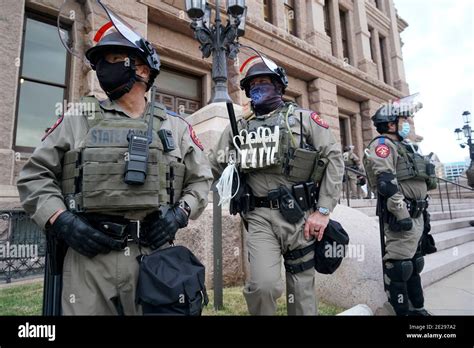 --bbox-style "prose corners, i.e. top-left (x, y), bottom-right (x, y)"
top-left (377, 172), bottom-right (398, 198)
